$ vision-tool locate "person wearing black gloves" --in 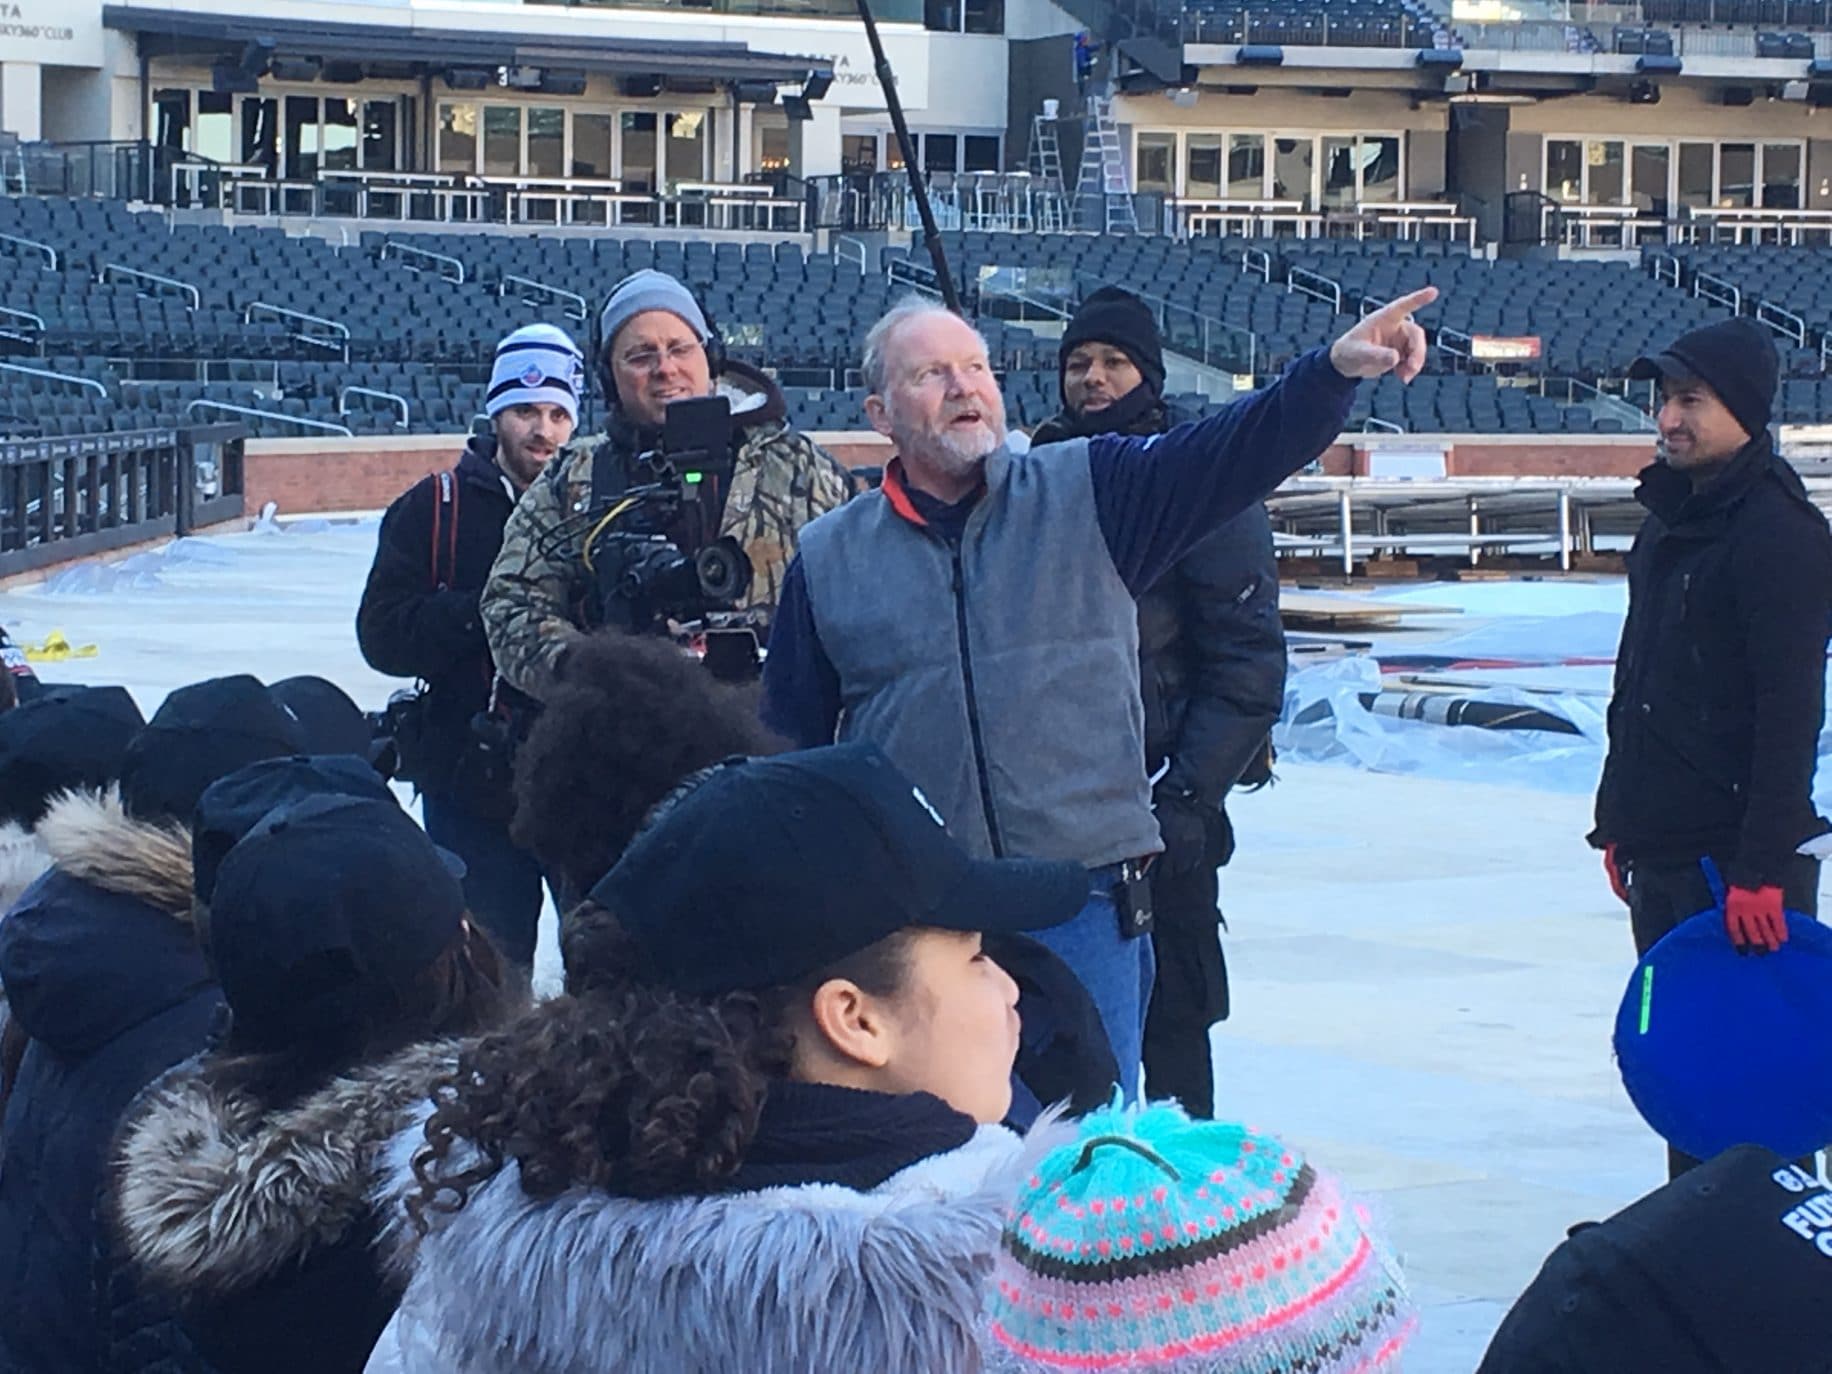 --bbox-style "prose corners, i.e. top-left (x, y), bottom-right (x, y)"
top-left (358, 323), bottom-right (583, 972)
top-left (1590, 318), bottom-right (1832, 1178)
top-left (1030, 287), bottom-right (1286, 1118)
